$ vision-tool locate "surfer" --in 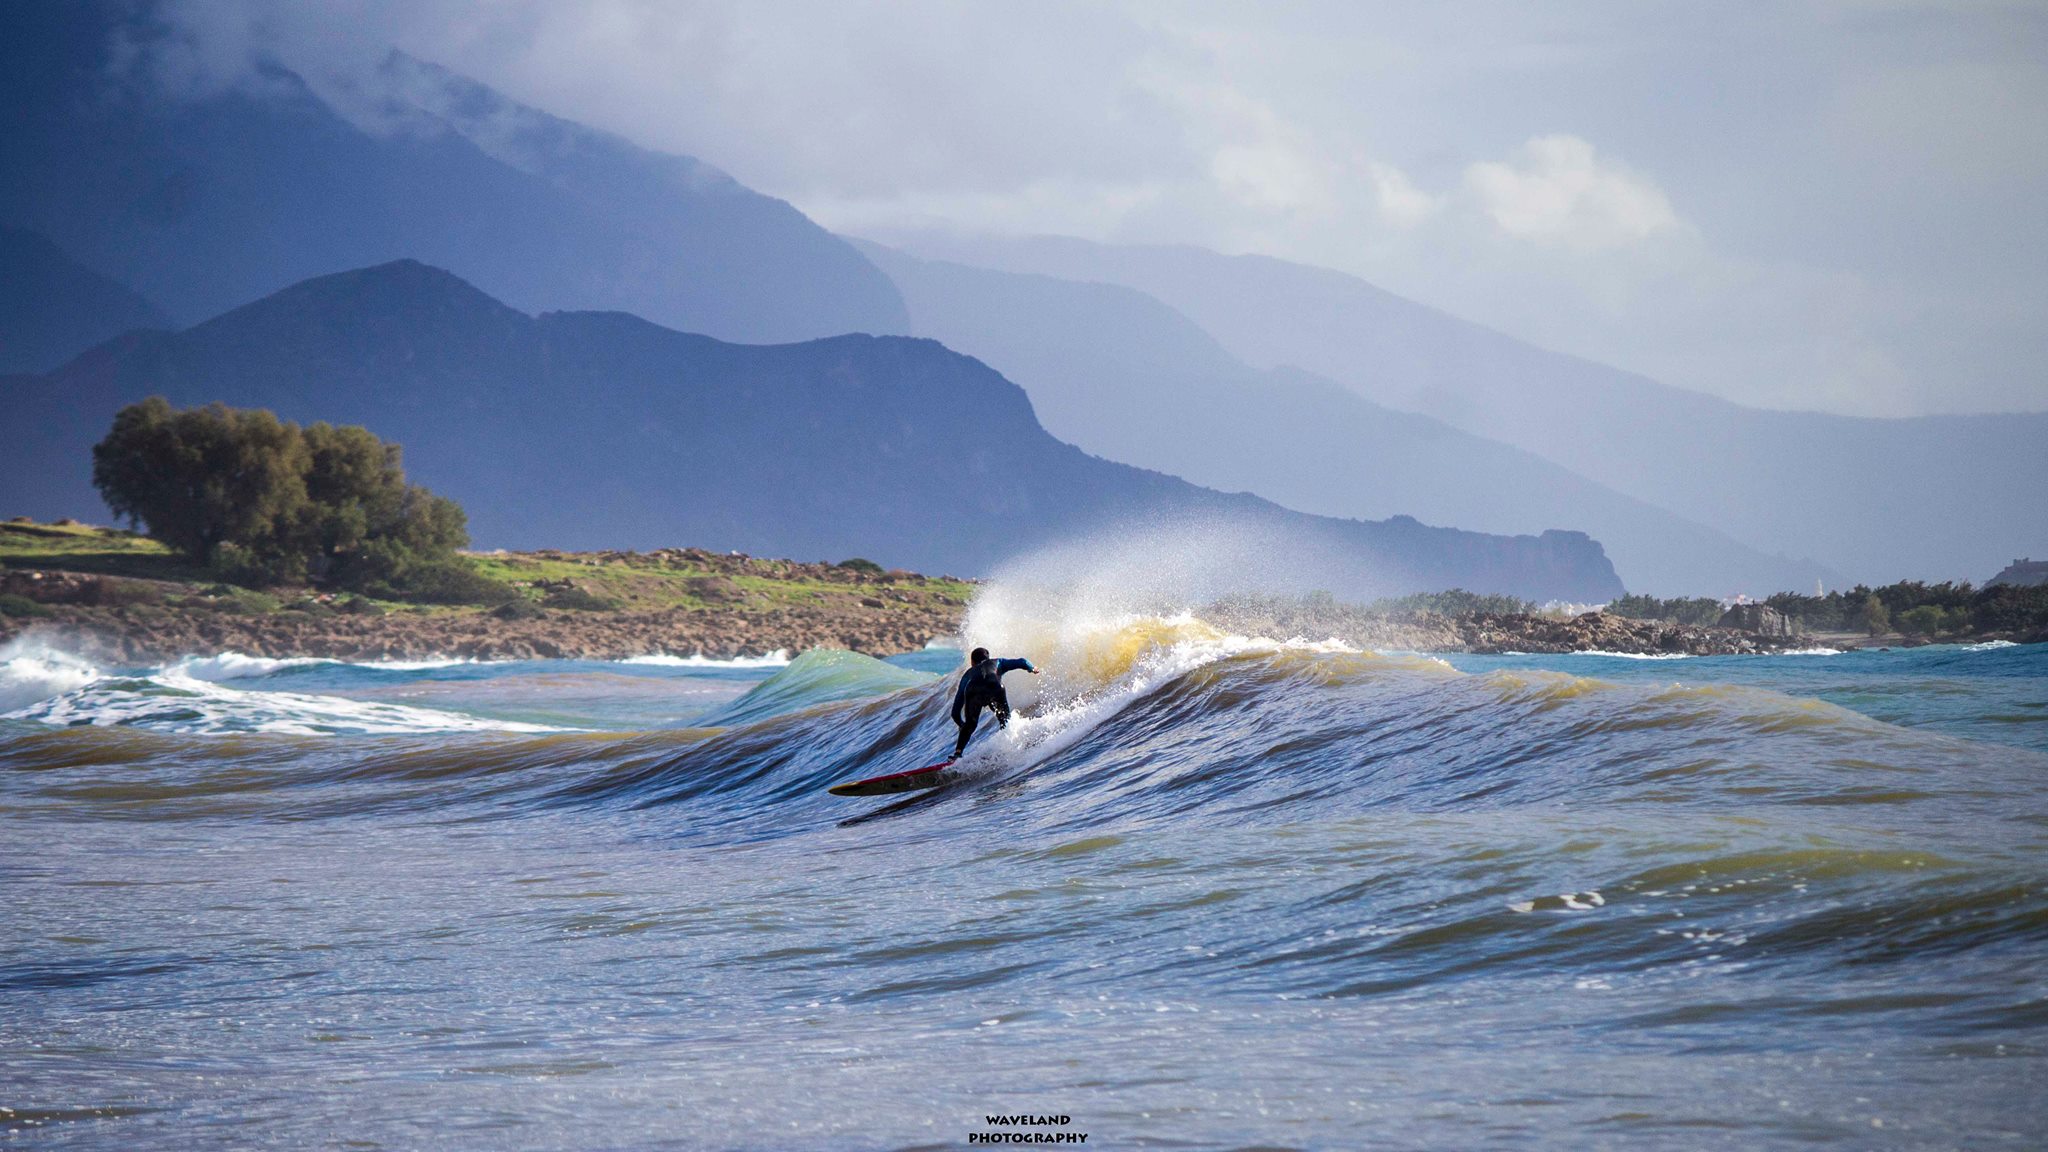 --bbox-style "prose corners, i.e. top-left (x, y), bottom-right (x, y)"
top-left (951, 647), bottom-right (1039, 757)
